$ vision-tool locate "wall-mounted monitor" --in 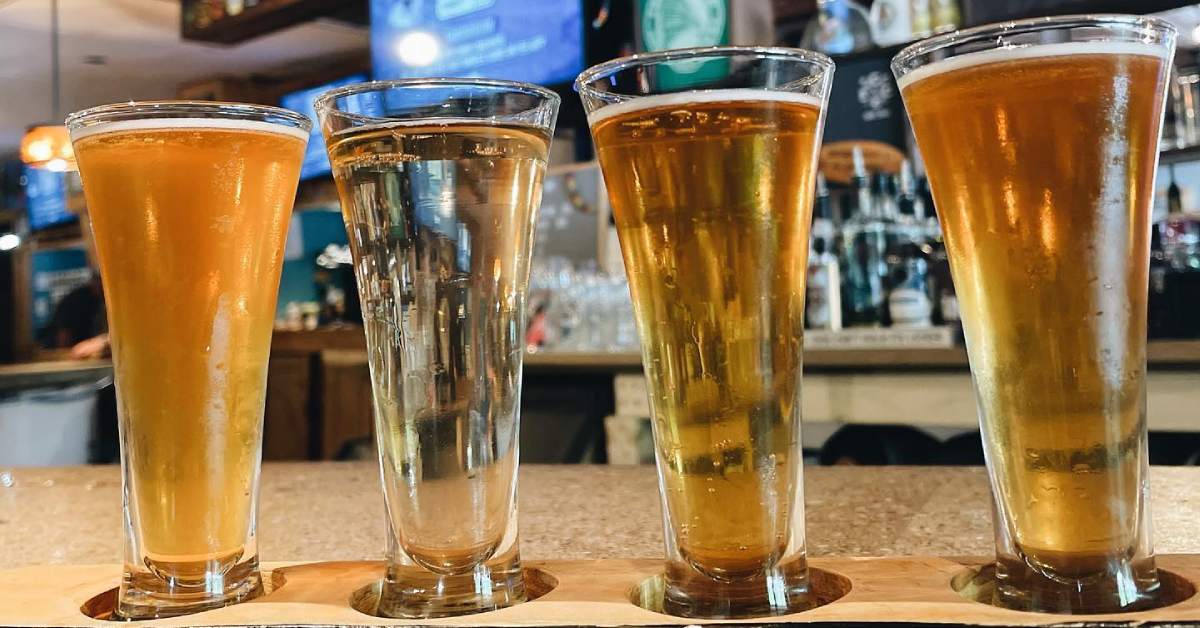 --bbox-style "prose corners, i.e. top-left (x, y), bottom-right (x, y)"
top-left (25, 167), bottom-right (75, 231)
top-left (370, 0), bottom-right (584, 86)
top-left (280, 73), bottom-right (369, 180)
